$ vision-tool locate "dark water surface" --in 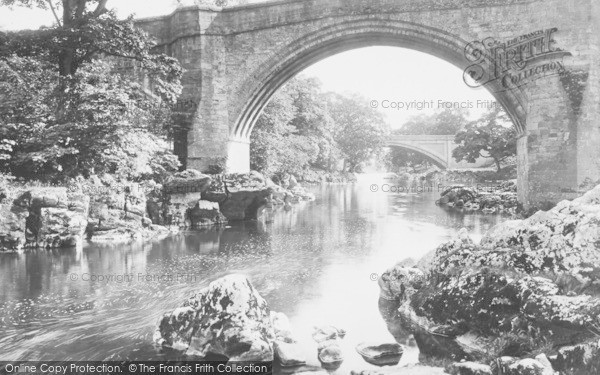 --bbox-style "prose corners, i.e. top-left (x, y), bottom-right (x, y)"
top-left (0, 178), bottom-right (508, 372)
